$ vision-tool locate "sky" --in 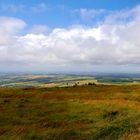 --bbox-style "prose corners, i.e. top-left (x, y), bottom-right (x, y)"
top-left (1, 0), bottom-right (140, 73)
